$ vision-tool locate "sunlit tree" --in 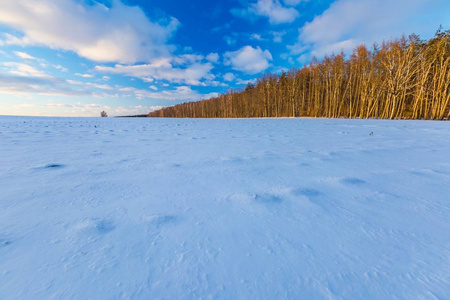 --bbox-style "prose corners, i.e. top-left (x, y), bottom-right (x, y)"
top-left (149, 29), bottom-right (450, 120)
